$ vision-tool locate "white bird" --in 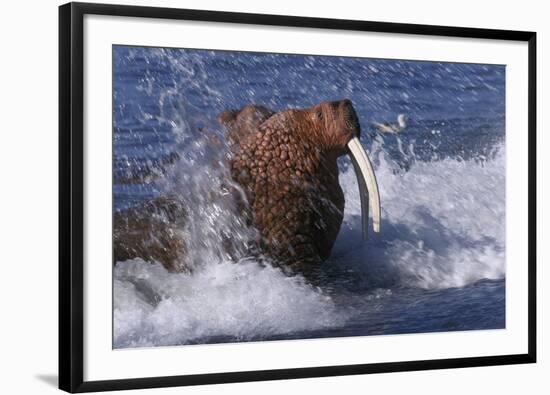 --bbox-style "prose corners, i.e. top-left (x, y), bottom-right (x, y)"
top-left (372, 114), bottom-right (408, 134)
